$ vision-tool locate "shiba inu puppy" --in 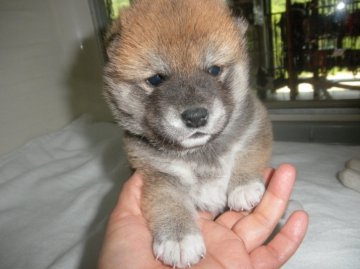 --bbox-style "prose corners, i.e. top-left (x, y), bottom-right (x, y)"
top-left (104, 0), bottom-right (272, 267)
